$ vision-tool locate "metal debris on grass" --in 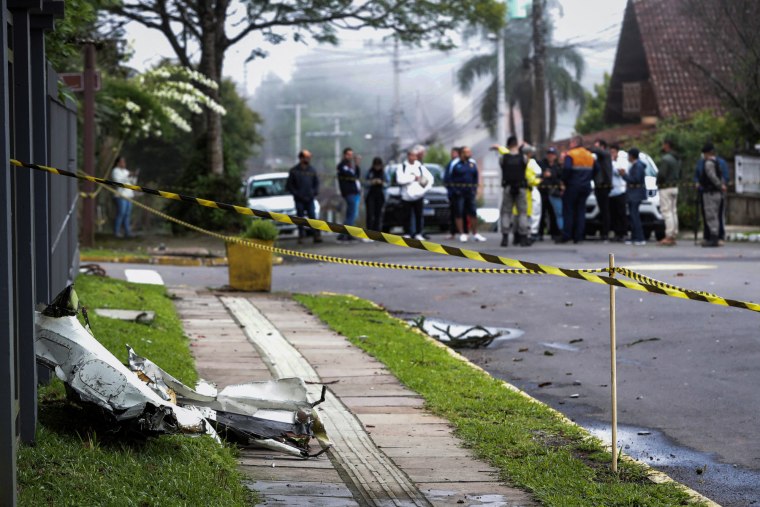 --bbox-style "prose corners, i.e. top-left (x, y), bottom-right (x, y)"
top-left (35, 285), bottom-right (332, 458)
top-left (410, 315), bottom-right (507, 349)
